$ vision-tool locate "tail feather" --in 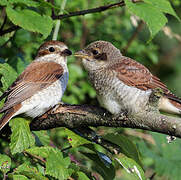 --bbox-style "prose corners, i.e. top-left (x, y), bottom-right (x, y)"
top-left (169, 99), bottom-right (181, 112)
top-left (0, 108), bottom-right (15, 130)
top-left (159, 94), bottom-right (181, 115)
top-left (0, 104), bottom-right (21, 131)
top-left (165, 93), bottom-right (181, 105)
